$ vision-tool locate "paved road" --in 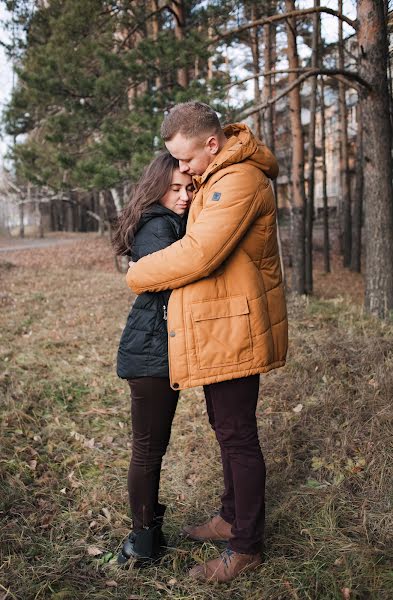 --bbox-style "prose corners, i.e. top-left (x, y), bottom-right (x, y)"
top-left (0, 238), bottom-right (82, 252)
